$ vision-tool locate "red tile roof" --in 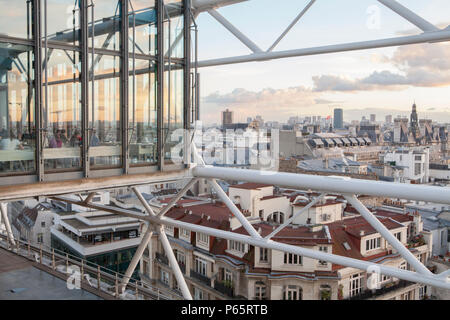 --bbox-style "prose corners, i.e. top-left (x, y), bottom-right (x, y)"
top-left (229, 183), bottom-right (273, 190)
